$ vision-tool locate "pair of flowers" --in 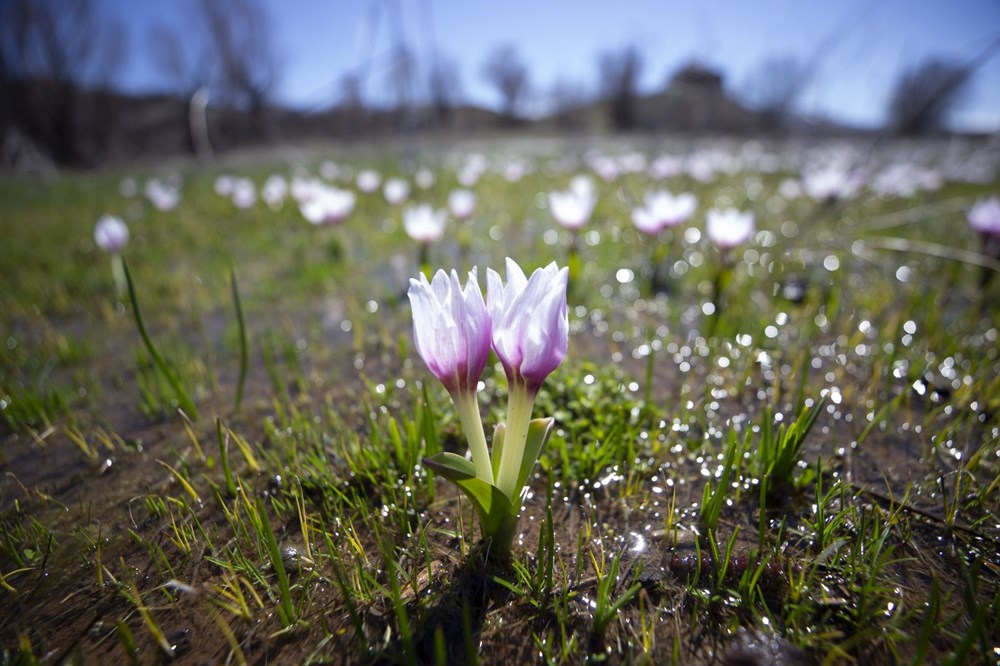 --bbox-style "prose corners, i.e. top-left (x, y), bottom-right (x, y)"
top-left (408, 259), bottom-right (568, 555)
